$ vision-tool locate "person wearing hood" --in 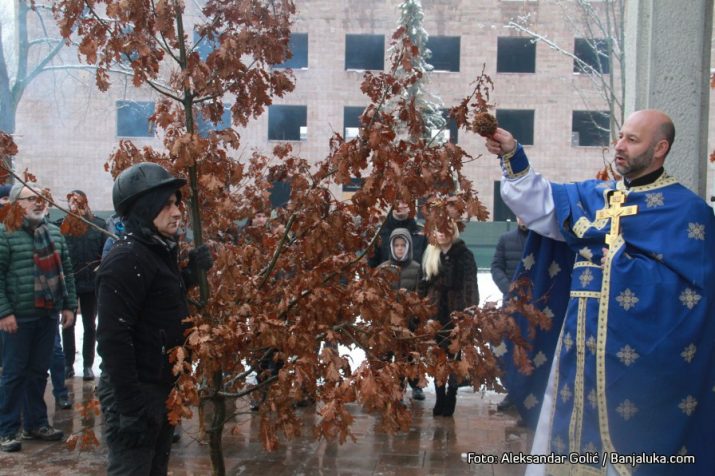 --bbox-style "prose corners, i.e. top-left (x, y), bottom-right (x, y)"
top-left (58, 190), bottom-right (107, 380)
top-left (378, 227), bottom-right (425, 400)
top-left (0, 183), bottom-right (77, 452)
top-left (95, 162), bottom-right (213, 475)
top-left (419, 221), bottom-right (479, 418)
top-left (368, 201), bottom-right (427, 268)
